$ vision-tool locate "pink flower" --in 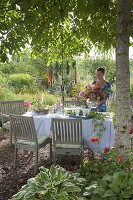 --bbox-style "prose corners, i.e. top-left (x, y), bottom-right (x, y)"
top-left (103, 147), bottom-right (110, 153)
top-left (79, 91), bottom-right (86, 98)
top-left (24, 100), bottom-right (31, 108)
